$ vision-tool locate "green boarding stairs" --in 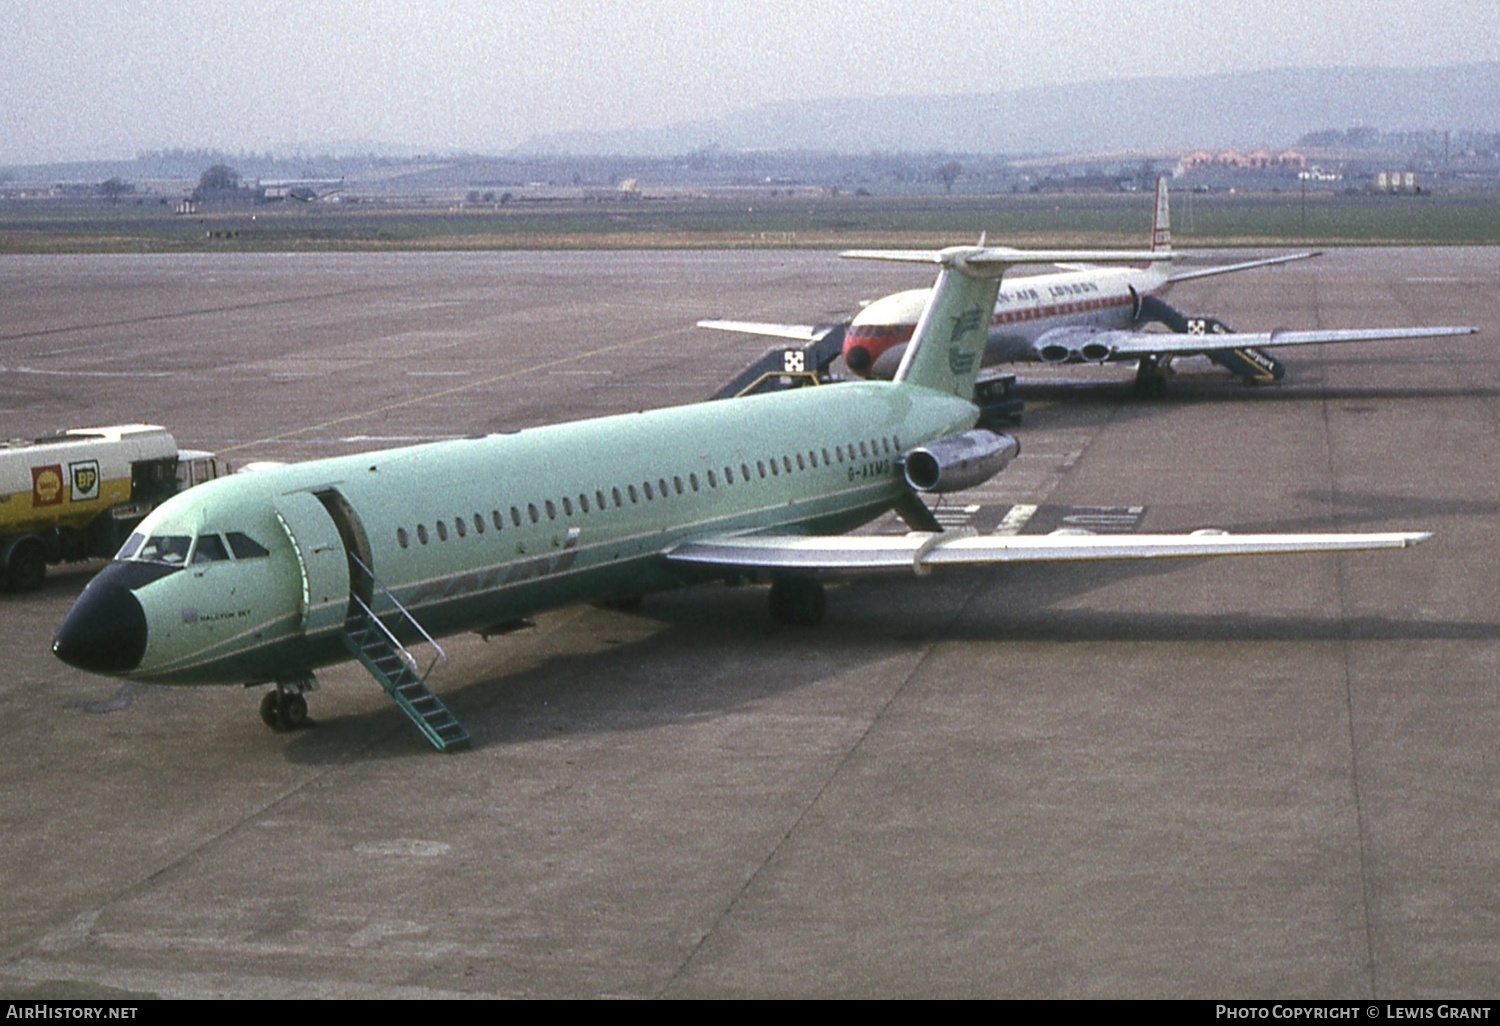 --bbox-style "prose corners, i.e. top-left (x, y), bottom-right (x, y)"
top-left (339, 558), bottom-right (471, 752)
